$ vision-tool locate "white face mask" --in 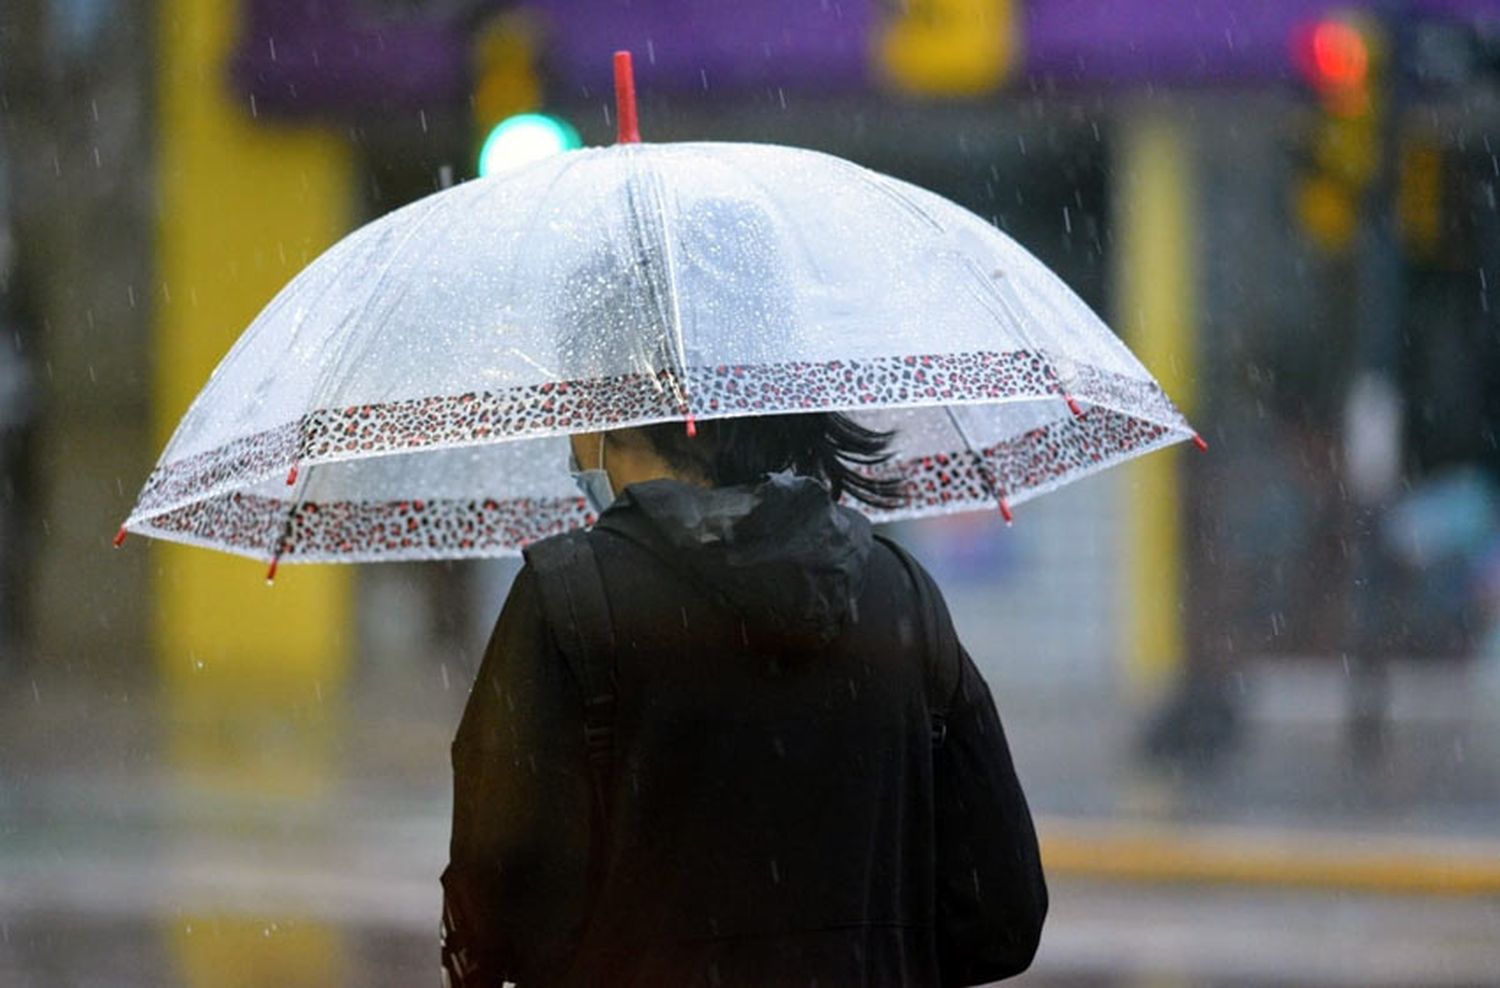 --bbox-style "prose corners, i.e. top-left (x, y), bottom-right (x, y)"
top-left (568, 437), bottom-right (615, 516)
